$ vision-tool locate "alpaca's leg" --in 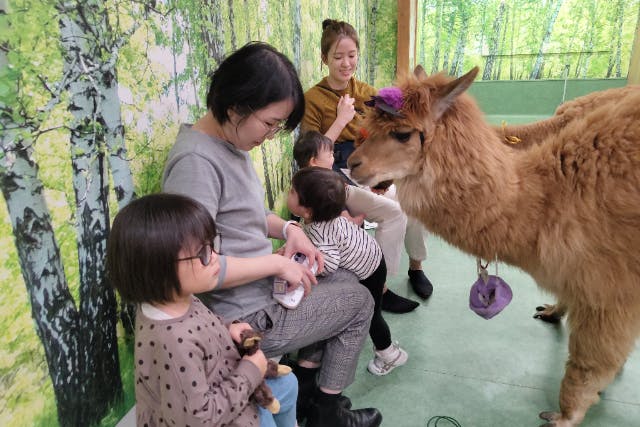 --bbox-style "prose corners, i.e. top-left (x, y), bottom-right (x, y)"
top-left (534, 302), bottom-right (567, 323)
top-left (539, 308), bottom-right (636, 426)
